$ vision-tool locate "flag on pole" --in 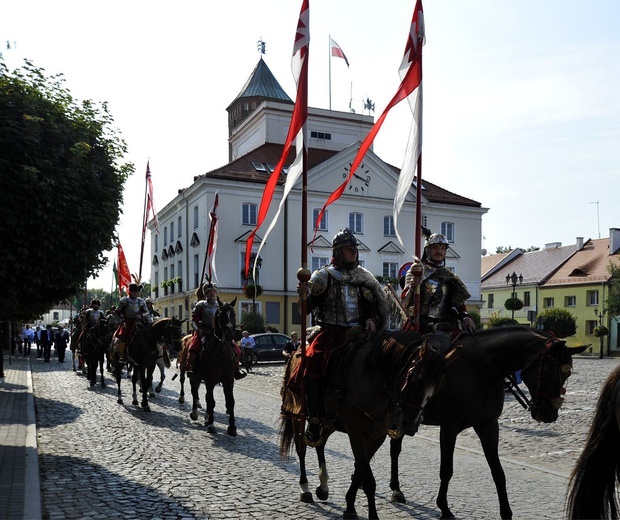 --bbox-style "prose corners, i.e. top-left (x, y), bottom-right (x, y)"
top-left (117, 242), bottom-right (132, 295)
top-left (206, 192), bottom-right (219, 284)
top-left (143, 161), bottom-right (159, 234)
top-left (244, 0), bottom-right (309, 279)
top-left (330, 37), bottom-right (349, 67)
top-left (112, 260), bottom-right (119, 297)
top-left (313, 0), bottom-right (425, 240)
